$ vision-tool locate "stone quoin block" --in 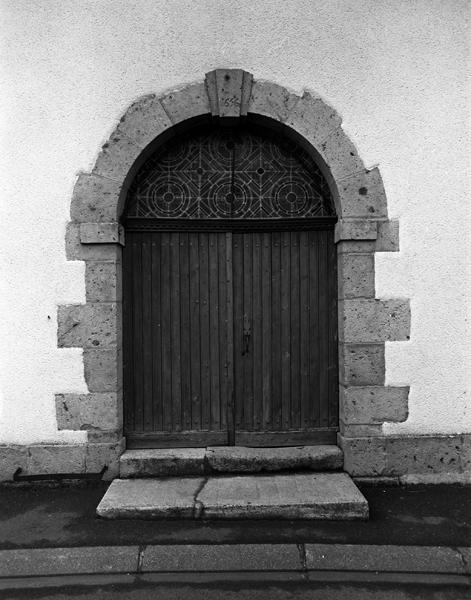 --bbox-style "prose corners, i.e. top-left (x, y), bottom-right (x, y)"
top-left (337, 253), bottom-right (375, 299)
top-left (338, 299), bottom-right (411, 343)
top-left (285, 92), bottom-right (342, 149)
top-left (160, 81), bottom-right (211, 124)
top-left (338, 436), bottom-right (387, 476)
top-left (85, 261), bottom-right (122, 302)
top-left (376, 220), bottom-right (400, 252)
top-left (87, 430), bottom-right (123, 443)
top-left (55, 393), bottom-right (122, 431)
top-left (384, 436), bottom-right (462, 476)
top-left (57, 303), bottom-right (119, 348)
top-left (0, 446), bottom-right (29, 482)
top-left (83, 347), bottom-right (122, 392)
top-left (340, 386), bottom-right (409, 425)
top-left (336, 240), bottom-right (377, 254)
top-left (336, 168), bottom-right (388, 219)
top-left (340, 422), bottom-right (383, 437)
top-left (205, 69), bottom-right (253, 117)
top-left (80, 223), bottom-right (124, 245)
top-left (339, 343), bottom-right (385, 386)
top-left (85, 439), bottom-right (125, 480)
top-left (92, 130), bottom-right (141, 182)
top-left (462, 434), bottom-right (471, 472)
top-left (27, 445), bottom-right (87, 475)
top-left (248, 80), bottom-right (300, 122)
top-left (65, 223), bottom-right (122, 262)
top-left (318, 127), bottom-right (365, 182)
top-left (70, 173), bottom-right (122, 223)
top-left (113, 94), bottom-right (172, 149)
top-left (335, 220), bottom-right (378, 243)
